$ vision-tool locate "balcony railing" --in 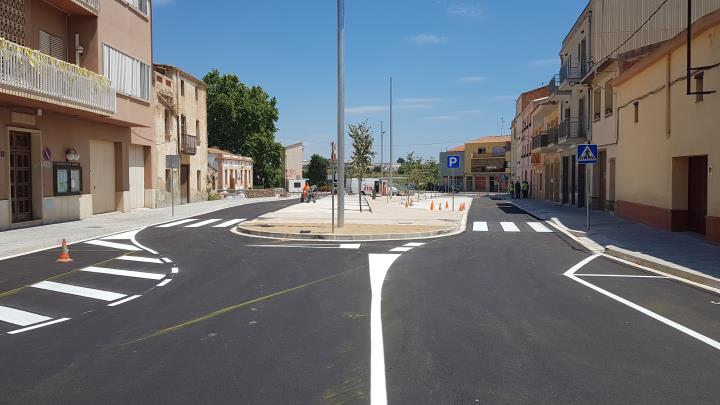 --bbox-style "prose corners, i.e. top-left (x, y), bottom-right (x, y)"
top-left (559, 58), bottom-right (588, 86)
top-left (0, 38), bottom-right (116, 115)
top-left (181, 133), bottom-right (197, 155)
top-left (532, 127), bottom-right (560, 151)
top-left (558, 118), bottom-right (587, 144)
top-left (78, 0), bottom-right (100, 11)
